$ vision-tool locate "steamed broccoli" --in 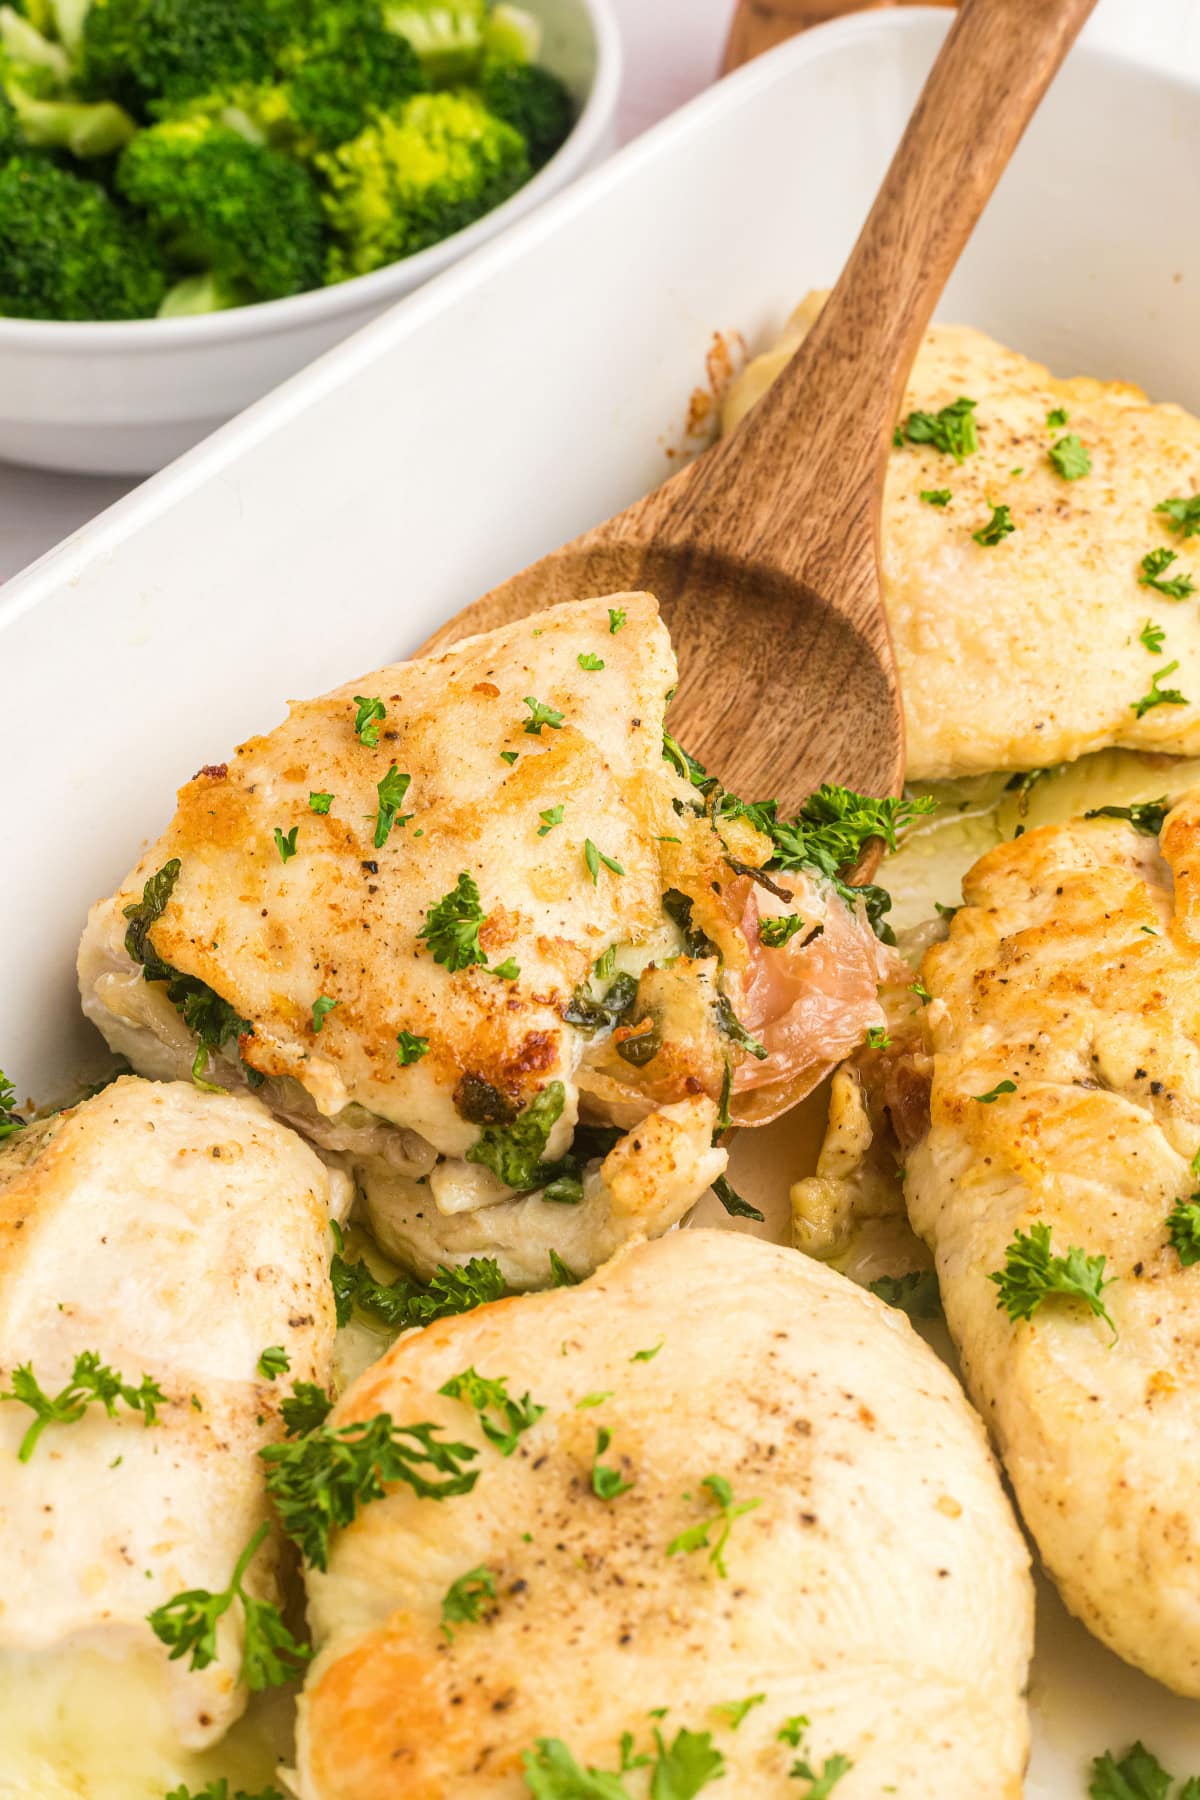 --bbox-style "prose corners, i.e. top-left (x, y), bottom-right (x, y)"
top-left (78, 0), bottom-right (283, 112)
top-left (384, 1), bottom-right (487, 82)
top-left (480, 57), bottom-right (571, 168)
top-left (0, 152), bottom-right (167, 316)
top-left (0, 5), bottom-right (69, 82)
top-left (319, 87), bottom-right (527, 279)
top-left (3, 77), bottom-right (133, 152)
top-left (116, 114), bottom-right (325, 300)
